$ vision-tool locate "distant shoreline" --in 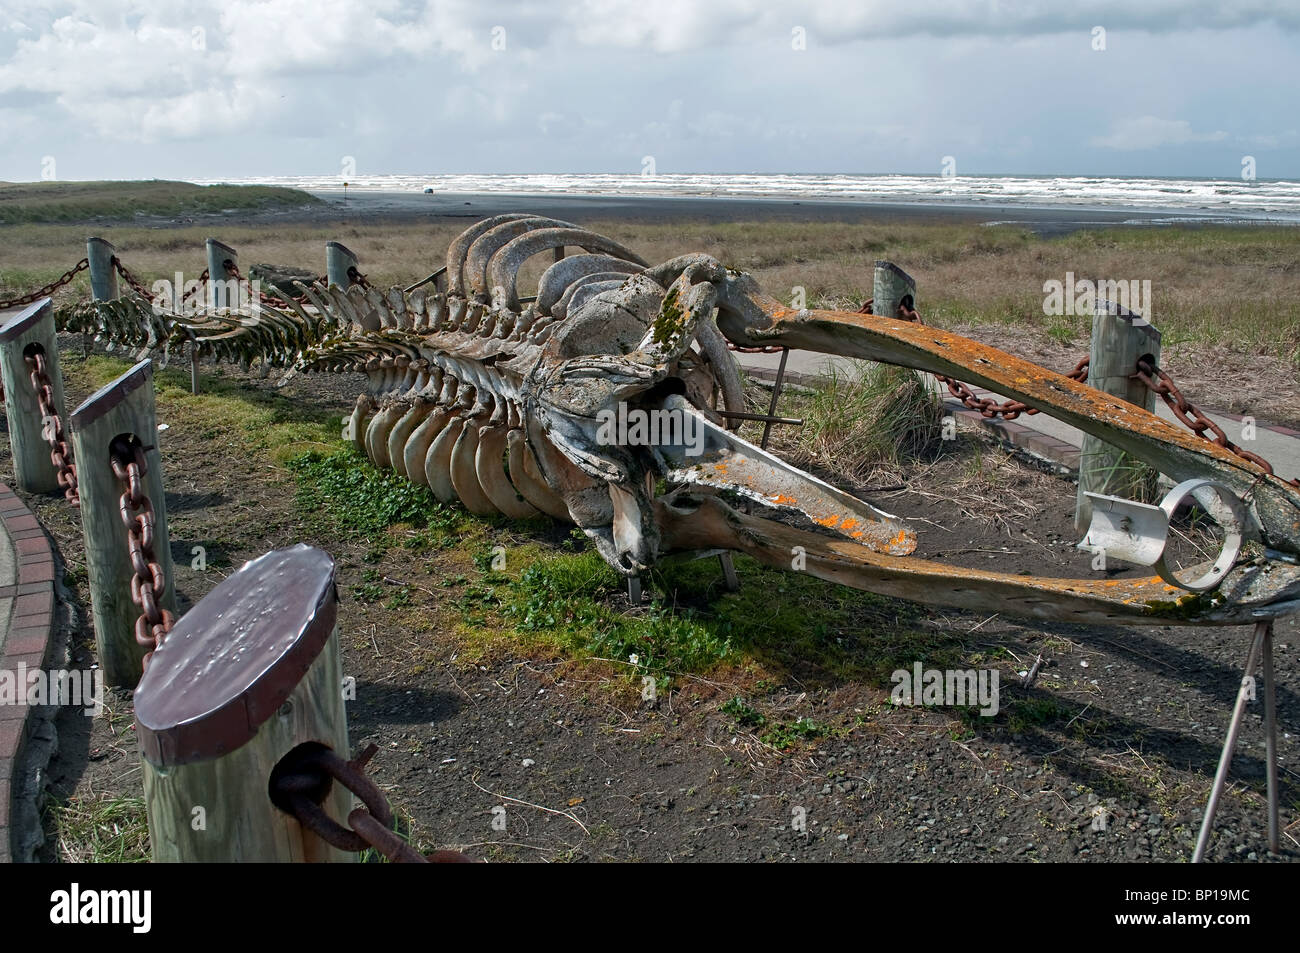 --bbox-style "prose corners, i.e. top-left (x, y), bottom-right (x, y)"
top-left (299, 188), bottom-right (1300, 237)
top-left (4, 179), bottom-right (1297, 235)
